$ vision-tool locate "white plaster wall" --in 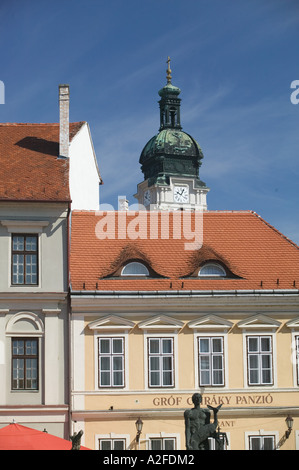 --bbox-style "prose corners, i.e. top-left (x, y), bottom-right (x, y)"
top-left (0, 203), bottom-right (68, 293)
top-left (69, 122), bottom-right (101, 211)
